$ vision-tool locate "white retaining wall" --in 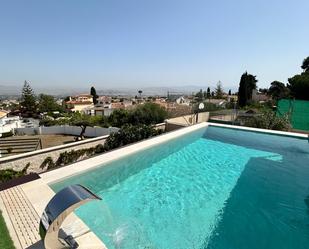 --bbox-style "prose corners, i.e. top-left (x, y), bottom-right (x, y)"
top-left (14, 125), bottom-right (119, 137)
